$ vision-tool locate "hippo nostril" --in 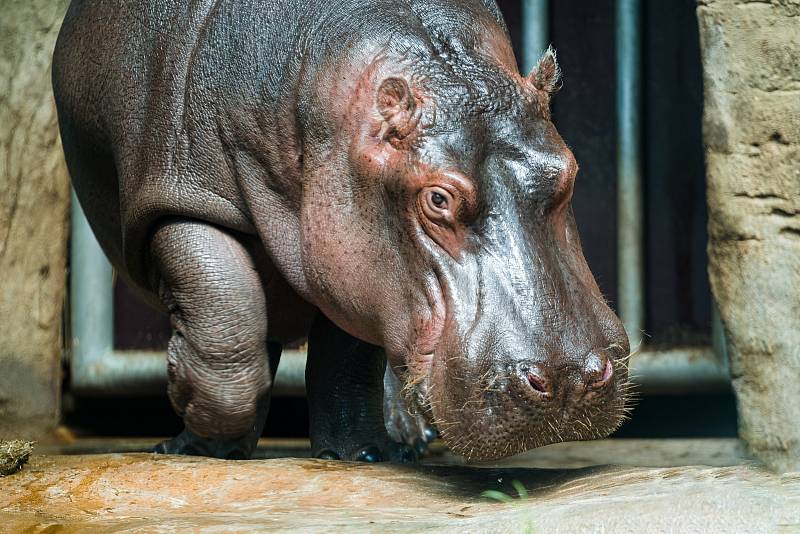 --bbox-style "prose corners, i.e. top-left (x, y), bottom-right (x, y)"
top-left (584, 350), bottom-right (614, 388)
top-left (600, 358), bottom-right (613, 382)
top-left (526, 370), bottom-right (549, 396)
